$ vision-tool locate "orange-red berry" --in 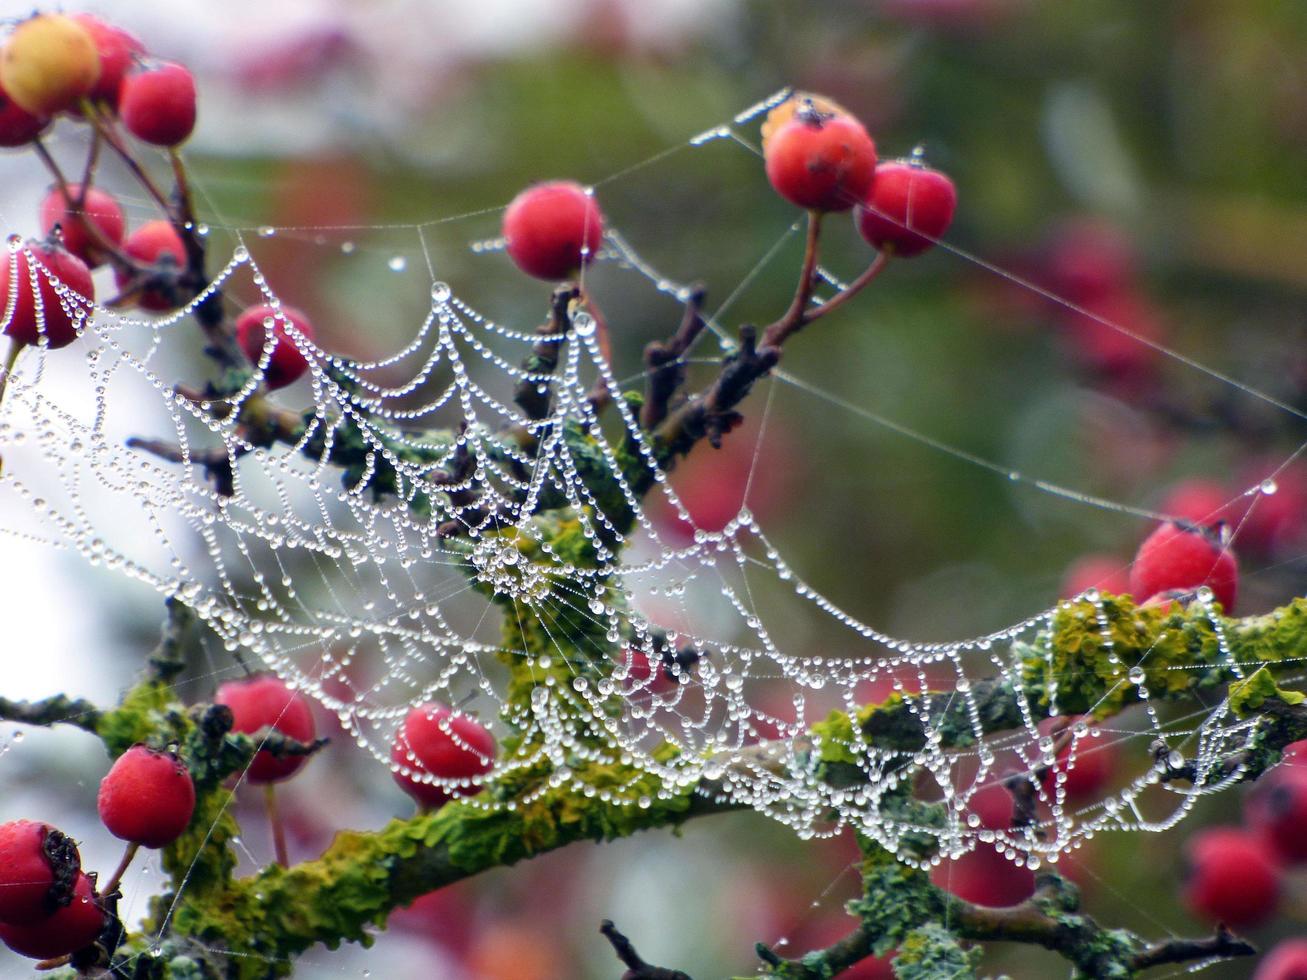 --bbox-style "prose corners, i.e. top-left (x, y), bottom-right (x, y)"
top-left (116, 220), bottom-right (186, 311)
top-left (0, 872), bottom-right (103, 960)
top-left (38, 184), bottom-right (126, 269)
top-left (235, 304), bottom-right (315, 390)
top-left (120, 61), bottom-right (196, 147)
top-left (214, 675), bottom-right (317, 784)
top-left (856, 158), bottom-right (957, 256)
top-left (763, 101), bottom-right (876, 212)
top-left (503, 181), bottom-right (604, 281)
top-left (1256, 939), bottom-right (1307, 980)
top-left (391, 703), bottom-right (496, 810)
top-left (97, 744), bottom-right (196, 848)
top-left (0, 238), bottom-right (95, 349)
top-left (0, 820), bottom-right (81, 925)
